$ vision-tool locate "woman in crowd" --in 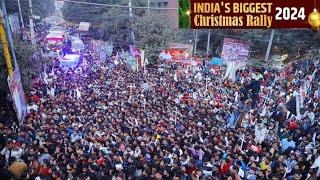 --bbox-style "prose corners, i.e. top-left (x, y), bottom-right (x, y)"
top-left (0, 38), bottom-right (319, 180)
